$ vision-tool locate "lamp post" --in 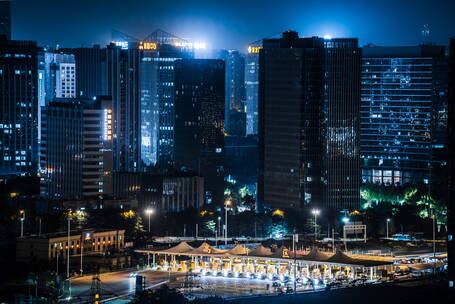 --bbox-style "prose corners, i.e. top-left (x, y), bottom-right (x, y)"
top-left (67, 216), bottom-right (71, 279)
top-left (217, 216), bottom-right (221, 246)
top-left (224, 200), bottom-right (231, 245)
top-left (145, 208), bottom-right (154, 233)
top-left (19, 210), bottom-right (25, 237)
top-left (311, 209), bottom-right (320, 241)
top-left (386, 218), bottom-right (391, 239)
